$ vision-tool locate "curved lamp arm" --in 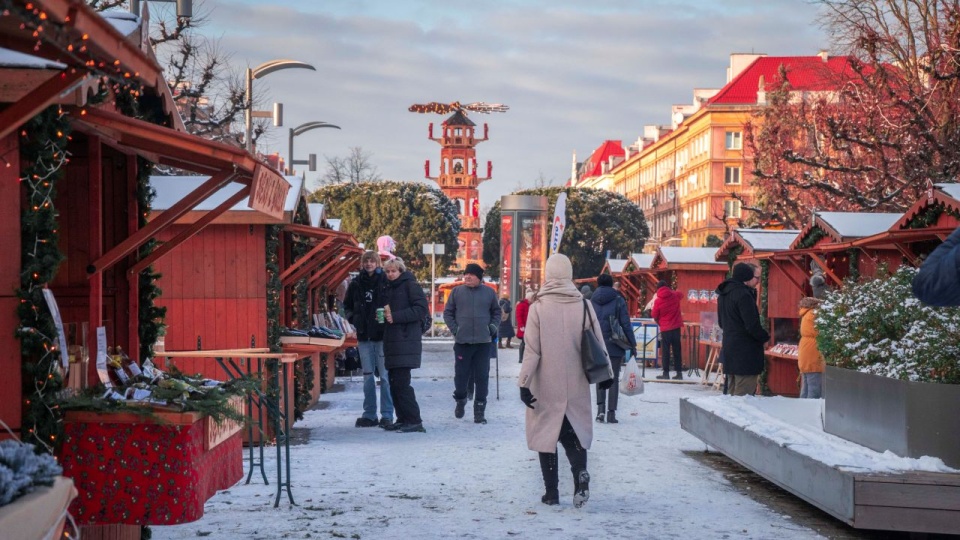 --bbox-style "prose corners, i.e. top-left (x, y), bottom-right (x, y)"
top-left (253, 60), bottom-right (316, 80)
top-left (292, 122), bottom-right (341, 137)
